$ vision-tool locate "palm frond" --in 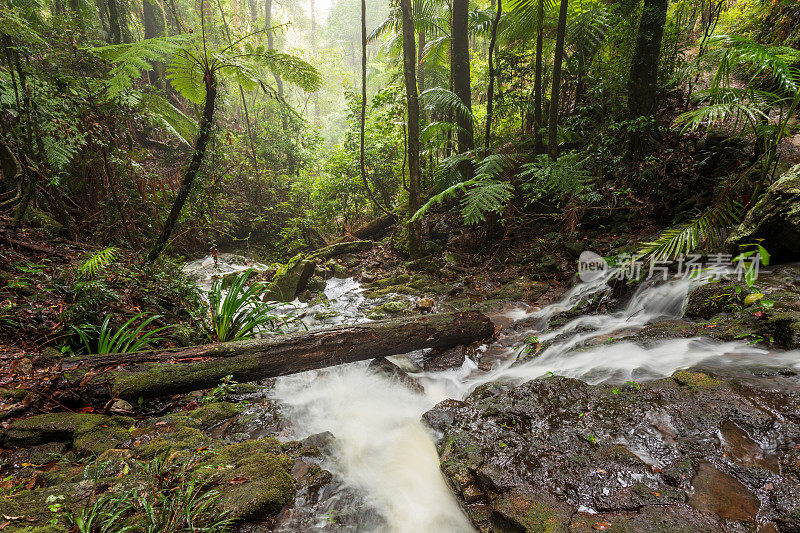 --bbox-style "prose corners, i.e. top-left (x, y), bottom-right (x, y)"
top-left (77, 247), bottom-right (118, 279)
